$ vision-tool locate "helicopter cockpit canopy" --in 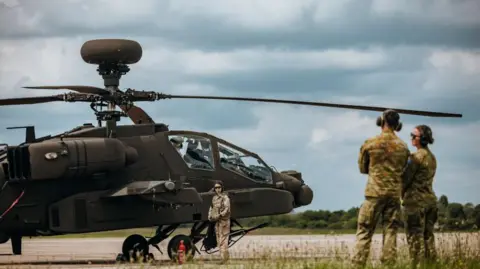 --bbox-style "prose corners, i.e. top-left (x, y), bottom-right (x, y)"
top-left (217, 142), bottom-right (273, 184)
top-left (168, 134), bottom-right (215, 171)
top-left (167, 133), bottom-right (273, 184)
